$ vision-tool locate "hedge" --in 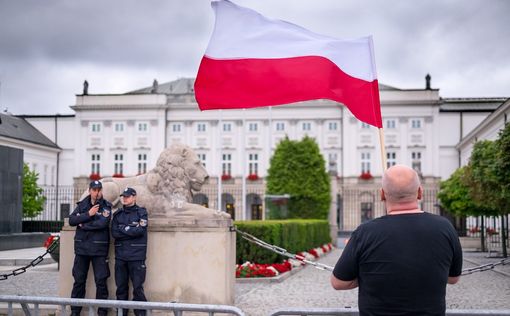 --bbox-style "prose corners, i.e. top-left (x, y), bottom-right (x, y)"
top-left (22, 220), bottom-right (64, 233)
top-left (235, 219), bottom-right (331, 264)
